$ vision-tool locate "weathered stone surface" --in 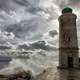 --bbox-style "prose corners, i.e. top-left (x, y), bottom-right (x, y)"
top-left (6, 70), bottom-right (32, 80)
top-left (58, 9), bottom-right (79, 68)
